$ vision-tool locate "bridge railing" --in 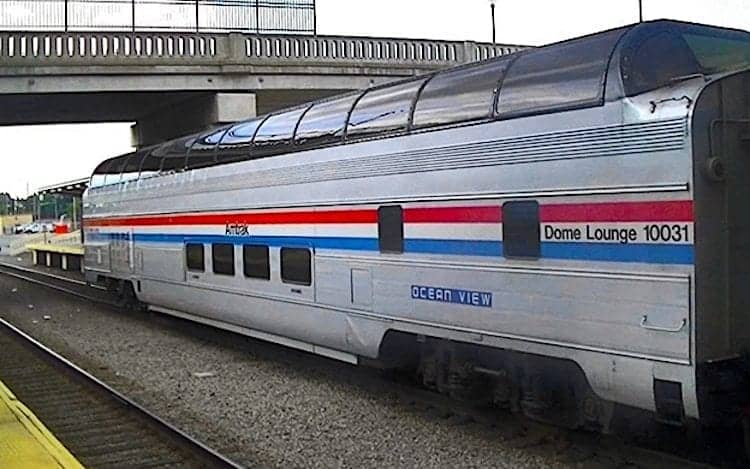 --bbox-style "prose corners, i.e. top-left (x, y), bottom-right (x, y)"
top-left (0, 31), bottom-right (525, 66)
